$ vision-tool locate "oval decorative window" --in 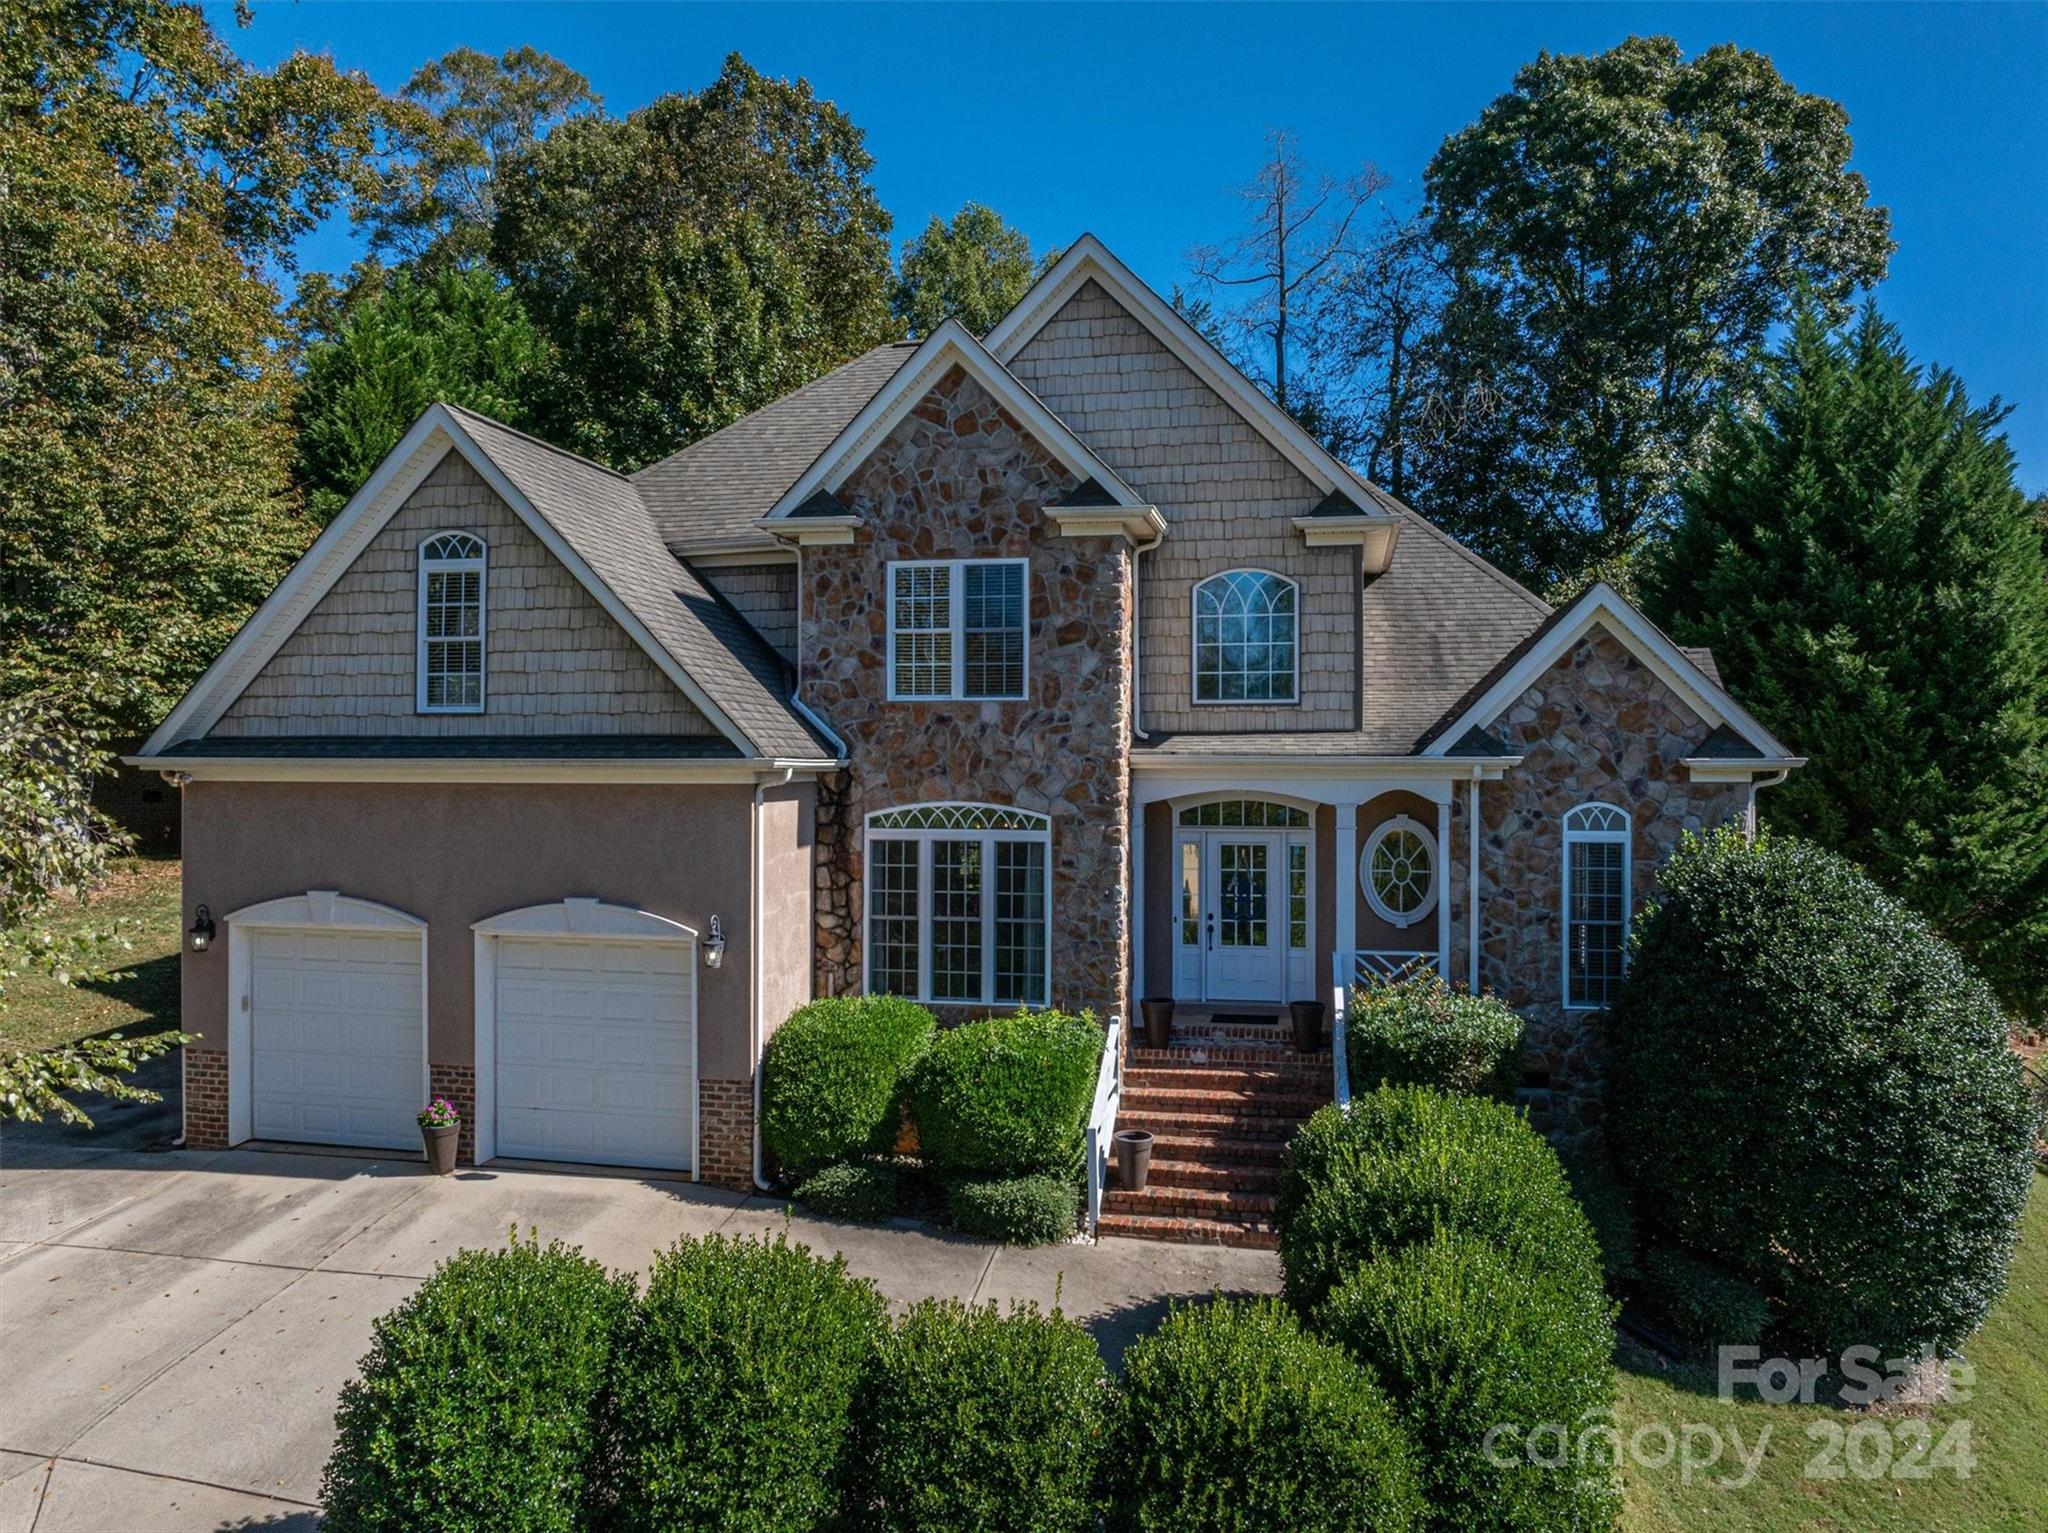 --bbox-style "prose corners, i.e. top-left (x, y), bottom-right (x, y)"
top-left (1360, 815), bottom-right (1438, 927)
